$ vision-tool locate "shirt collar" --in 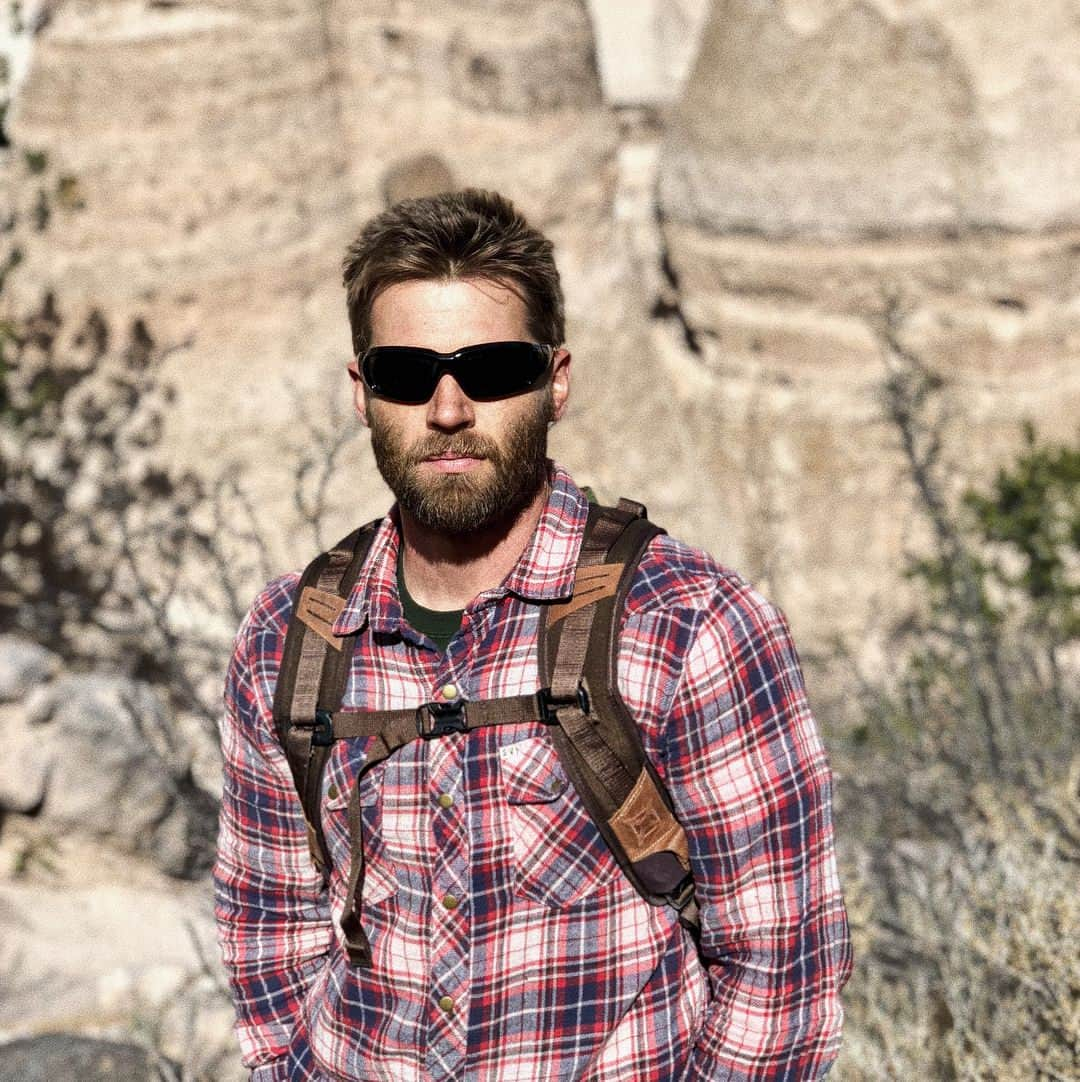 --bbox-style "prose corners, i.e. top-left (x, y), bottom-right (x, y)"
top-left (331, 460), bottom-right (591, 637)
